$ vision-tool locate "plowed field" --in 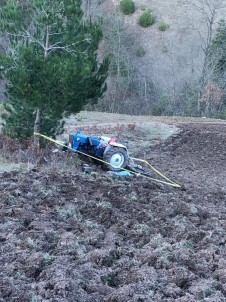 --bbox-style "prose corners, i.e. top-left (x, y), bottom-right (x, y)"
top-left (1, 120), bottom-right (226, 302)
